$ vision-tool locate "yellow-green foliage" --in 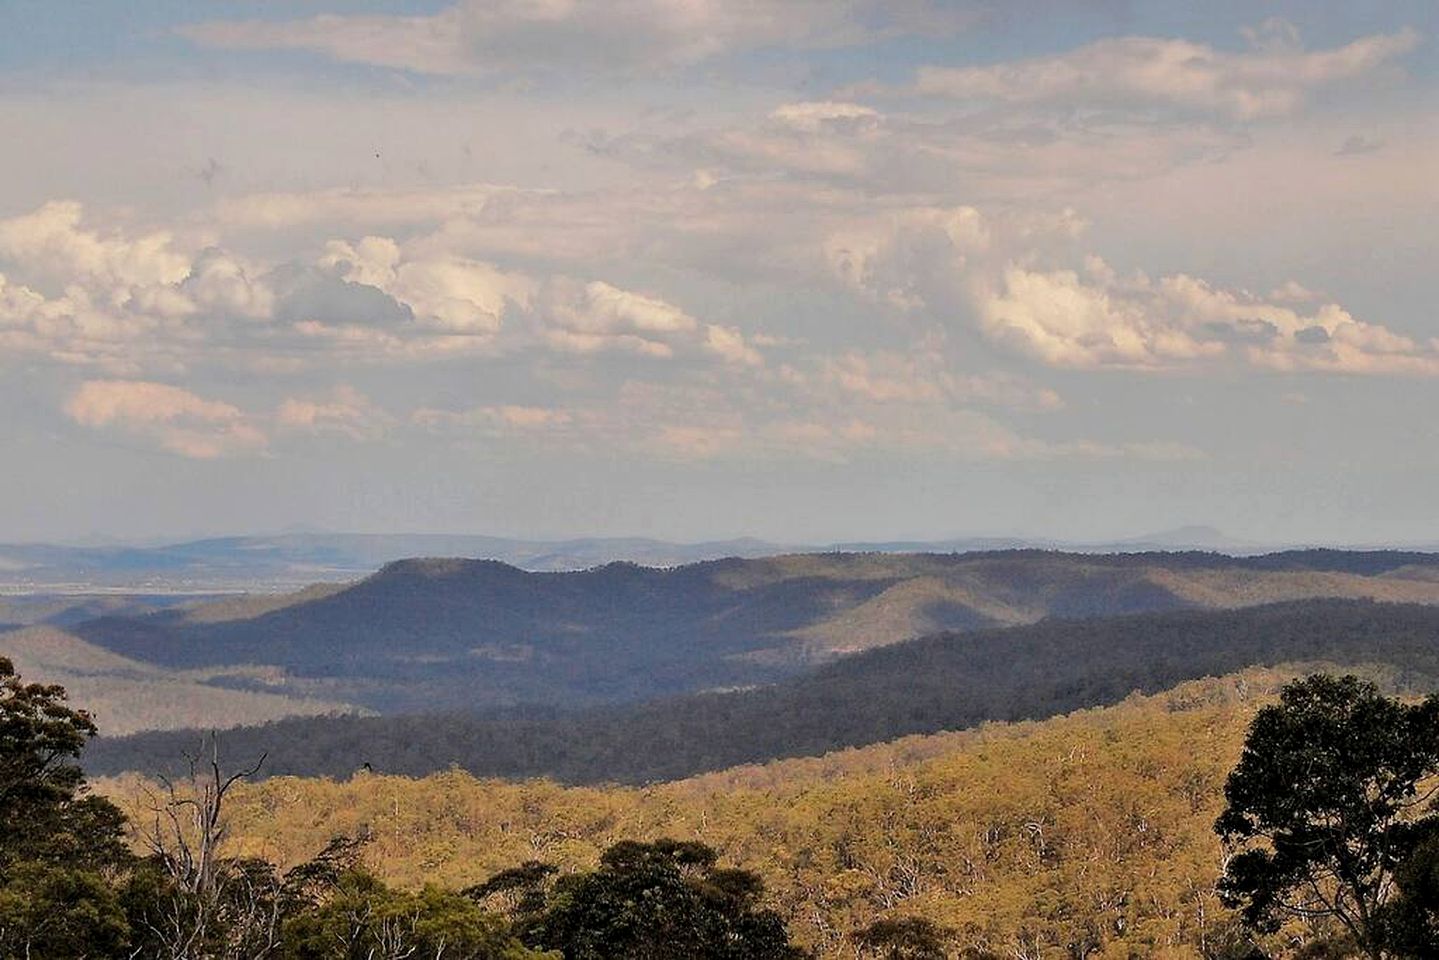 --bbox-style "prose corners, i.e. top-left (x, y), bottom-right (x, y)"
top-left (103, 666), bottom-right (1393, 958)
